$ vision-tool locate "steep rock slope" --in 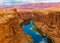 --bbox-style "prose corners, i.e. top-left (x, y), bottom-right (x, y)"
top-left (0, 9), bottom-right (32, 43)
